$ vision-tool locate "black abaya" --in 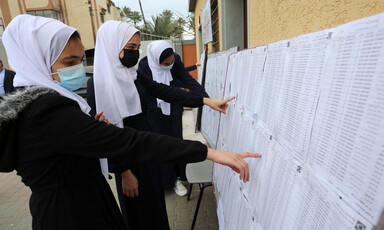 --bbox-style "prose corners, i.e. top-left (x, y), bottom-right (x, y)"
top-left (0, 86), bottom-right (207, 230)
top-left (138, 54), bottom-right (209, 189)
